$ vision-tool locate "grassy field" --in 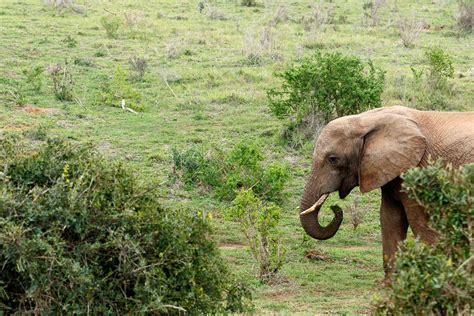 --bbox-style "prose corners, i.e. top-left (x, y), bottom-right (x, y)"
top-left (0, 0), bottom-right (472, 313)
